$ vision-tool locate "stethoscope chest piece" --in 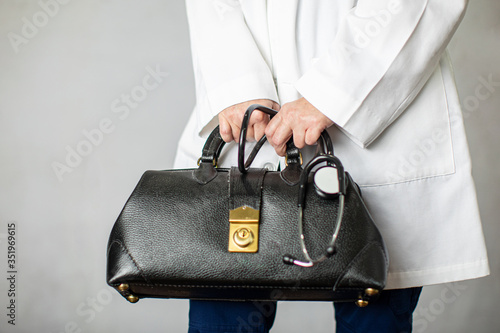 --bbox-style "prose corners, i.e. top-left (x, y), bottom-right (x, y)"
top-left (313, 166), bottom-right (340, 199)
